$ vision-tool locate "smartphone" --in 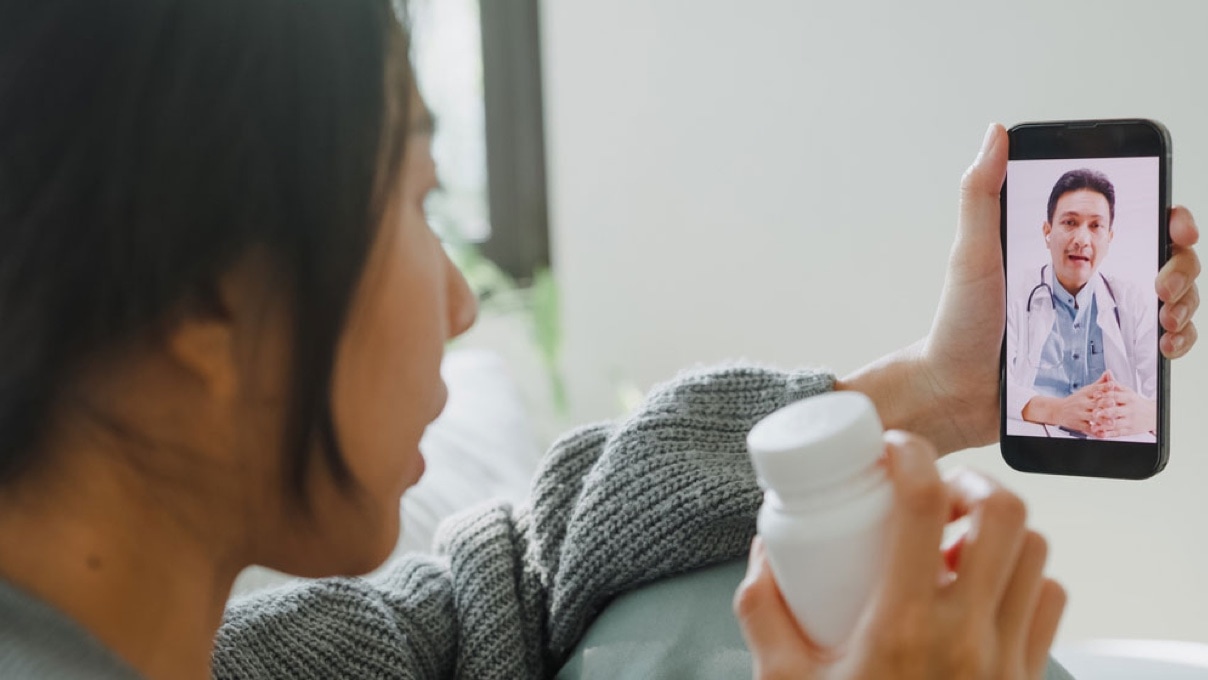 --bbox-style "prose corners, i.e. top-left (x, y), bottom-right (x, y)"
top-left (999, 119), bottom-right (1171, 479)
